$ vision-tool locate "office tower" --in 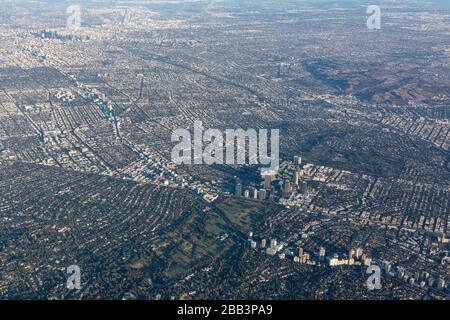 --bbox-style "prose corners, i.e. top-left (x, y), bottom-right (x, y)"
top-left (319, 247), bottom-right (326, 260)
top-left (284, 179), bottom-right (291, 192)
top-left (349, 249), bottom-right (355, 260)
top-left (251, 241), bottom-right (257, 249)
top-left (294, 169), bottom-right (302, 185)
top-left (235, 182), bottom-right (242, 197)
top-left (303, 253), bottom-right (310, 261)
top-left (243, 190), bottom-right (250, 198)
top-left (253, 188), bottom-right (258, 199)
top-left (270, 239), bottom-right (277, 249)
top-left (294, 156), bottom-right (302, 165)
top-left (297, 247), bottom-right (303, 257)
top-left (414, 271), bottom-right (420, 281)
top-left (355, 247), bottom-right (363, 258)
top-left (264, 174), bottom-right (272, 190)
top-left (258, 189), bottom-right (267, 201)
top-left (300, 181), bottom-right (308, 194)
top-left (283, 179), bottom-right (291, 198)
top-left (248, 231), bottom-right (253, 239)
top-left (261, 239), bottom-right (266, 248)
